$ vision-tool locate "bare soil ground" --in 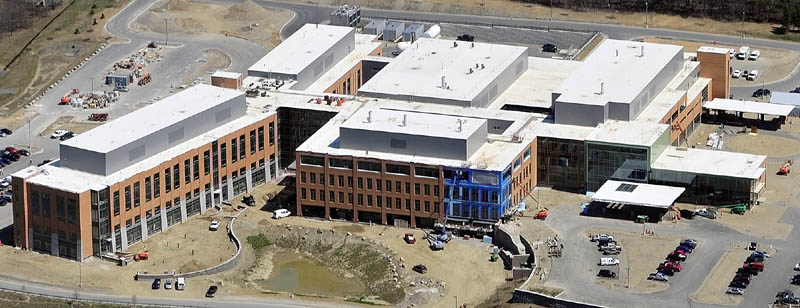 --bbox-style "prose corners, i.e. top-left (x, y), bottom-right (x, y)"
top-left (526, 187), bottom-right (589, 211)
top-left (40, 116), bottom-right (102, 137)
top-left (725, 134), bottom-right (800, 158)
top-left (716, 203), bottom-right (792, 240)
top-left (586, 228), bottom-right (680, 292)
top-left (133, 0), bottom-right (291, 49)
top-left (180, 49), bottom-right (231, 86)
top-left (643, 38), bottom-right (800, 86)
top-left (692, 243), bottom-right (750, 306)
